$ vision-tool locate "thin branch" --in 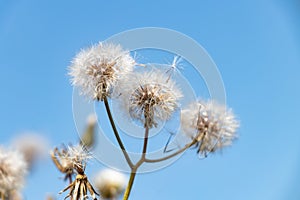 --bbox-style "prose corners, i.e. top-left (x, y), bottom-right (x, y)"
top-left (103, 96), bottom-right (134, 168)
top-left (135, 126), bottom-right (150, 168)
top-left (144, 139), bottom-right (197, 163)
